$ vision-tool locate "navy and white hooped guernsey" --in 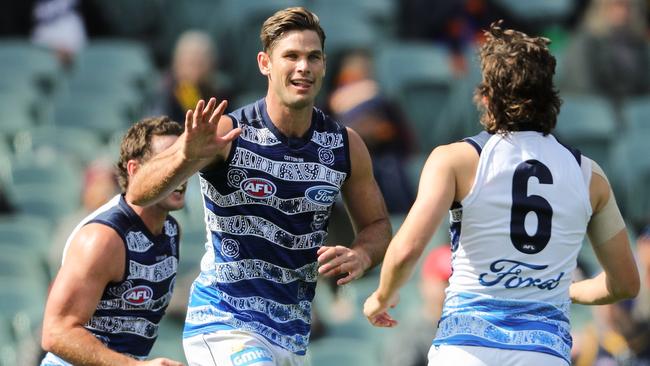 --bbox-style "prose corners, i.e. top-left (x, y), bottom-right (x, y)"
top-left (183, 99), bottom-right (351, 355)
top-left (433, 131), bottom-right (593, 365)
top-left (41, 194), bottom-right (181, 365)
